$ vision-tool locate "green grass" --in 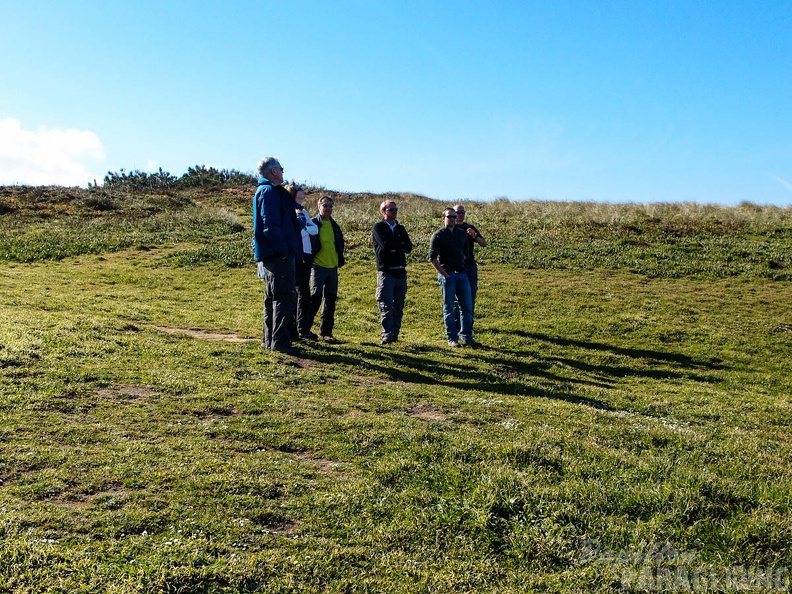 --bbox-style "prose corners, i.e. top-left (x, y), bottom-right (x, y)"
top-left (1, 185), bottom-right (791, 592)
